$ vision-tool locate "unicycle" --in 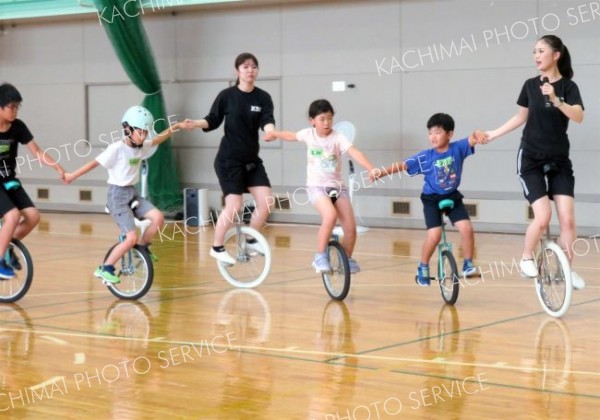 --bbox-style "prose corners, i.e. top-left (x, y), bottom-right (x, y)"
top-left (0, 229), bottom-right (33, 304)
top-left (102, 203), bottom-right (154, 300)
top-left (217, 217), bottom-right (271, 289)
top-left (321, 234), bottom-right (351, 301)
top-left (533, 163), bottom-right (573, 318)
top-left (419, 199), bottom-right (460, 305)
top-left (0, 180), bottom-right (34, 303)
top-left (534, 228), bottom-right (572, 318)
